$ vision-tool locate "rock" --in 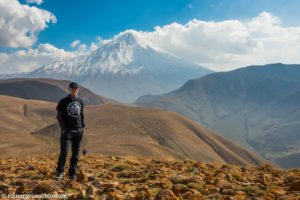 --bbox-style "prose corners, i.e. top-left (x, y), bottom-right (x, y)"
top-left (19, 170), bottom-right (37, 178)
top-left (0, 184), bottom-right (9, 194)
top-left (240, 166), bottom-right (246, 173)
top-left (221, 195), bottom-right (235, 200)
top-left (68, 194), bottom-right (78, 200)
top-left (77, 189), bottom-right (86, 199)
top-left (204, 193), bottom-right (222, 199)
top-left (242, 182), bottom-right (255, 186)
top-left (171, 184), bottom-right (180, 196)
top-left (103, 181), bottom-right (120, 193)
top-left (169, 175), bottom-right (201, 185)
top-left (112, 163), bottom-right (132, 172)
top-left (109, 155), bottom-right (117, 161)
top-left (192, 168), bottom-right (199, 173)
top-left (64, 180), bottom-right (82, 190)
top-left (77, 168), bottom-right (87, 182)
top-left (225, 173), bottom-right (234, 182)
top-left (204, 175), bottom-right (214, 184)
top-left (258, 163), bottom-right (273, 173)
top-left (284, 175), bottom-right (300, 184)
top-left (259, 173), bottom-right (271, 184)
top-left (219, 185), bottom-right (232, 194)
top-left (235, 191), bottom-right (247, 198)
top-left (153, 180), bottom-right (173, 190)
top-left (15, 185), bottom-right (26, 194)
top-left (184, 158), bottom-right (194, 164)
top-left (272, 188), bottom-right (286, 198)
top-left (0, 173), bottom-right (5, 181)
top-left (155, 189), bottom-right (178, 200)
top-left (182, 189), bottom-right (202, 199)
top-left (171, 184), bottom-right (189, 195)
top-left (221, 164), bottom-right (230, 170)
top-left (106, 181), bottom-right (120, 188)
top-left (220, 189), bottom-right (236, 196)
top-left (32, 180), bottom-right (56, 194)
top-left (134, 186), bottom-right (154, 200)
top-left (117, 170), bottom-right (142, 178)
top-left (289, 180), bottom-right (300, 191)
top-left (91, 180), bottom-right (104, 190)
top-left (201, 188), bottom-right (210, 195)
top-left (87, 176), bottom-right (96, 181)
top-left (206, 185), bottom-right (219, 193)
top-left (187, 182), bottom-right (204, 192)
top-left (86, 184), bottom-right (97, 196)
